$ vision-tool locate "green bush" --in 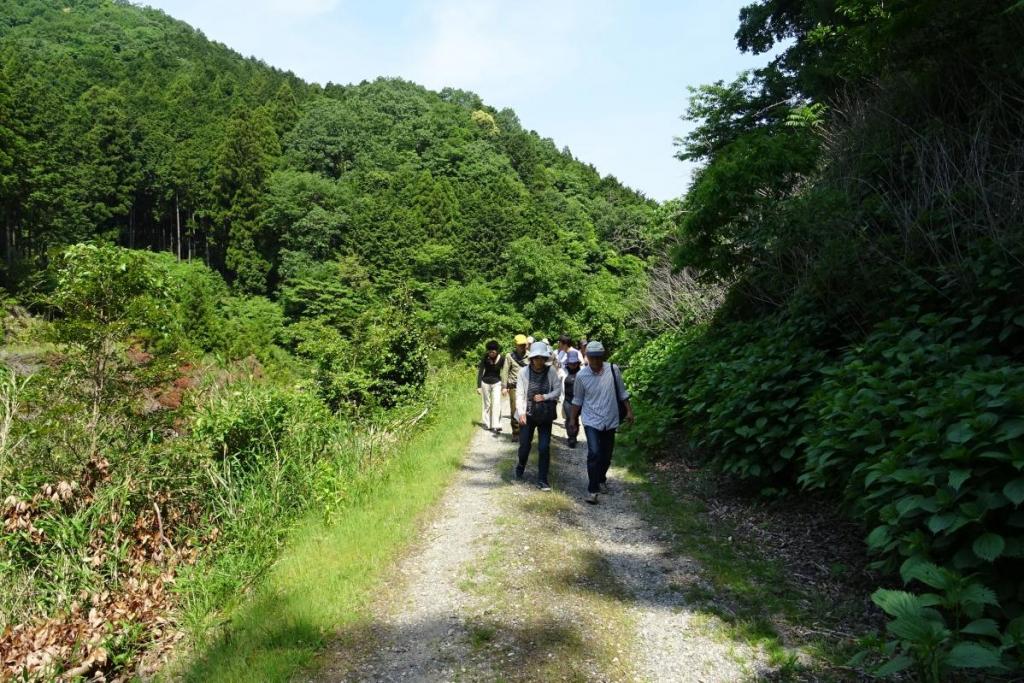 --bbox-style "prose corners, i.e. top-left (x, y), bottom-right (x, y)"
top-left (626, 313), bottom-right (826, 486)
top-left (624, 252), bottom-right (1024, 676)
top-left (428, 280), bottom-right (529, 355)
top-left (290, 309), bottom-right (429, 412)
top-left (162, 258), bottom-right (231, 353)
top-left (865, 563), bottom-right (1024, 679)
top-left (193, 383), bottom-right (294, 466)
top-left (215, 295), bottom-right (286, 361)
